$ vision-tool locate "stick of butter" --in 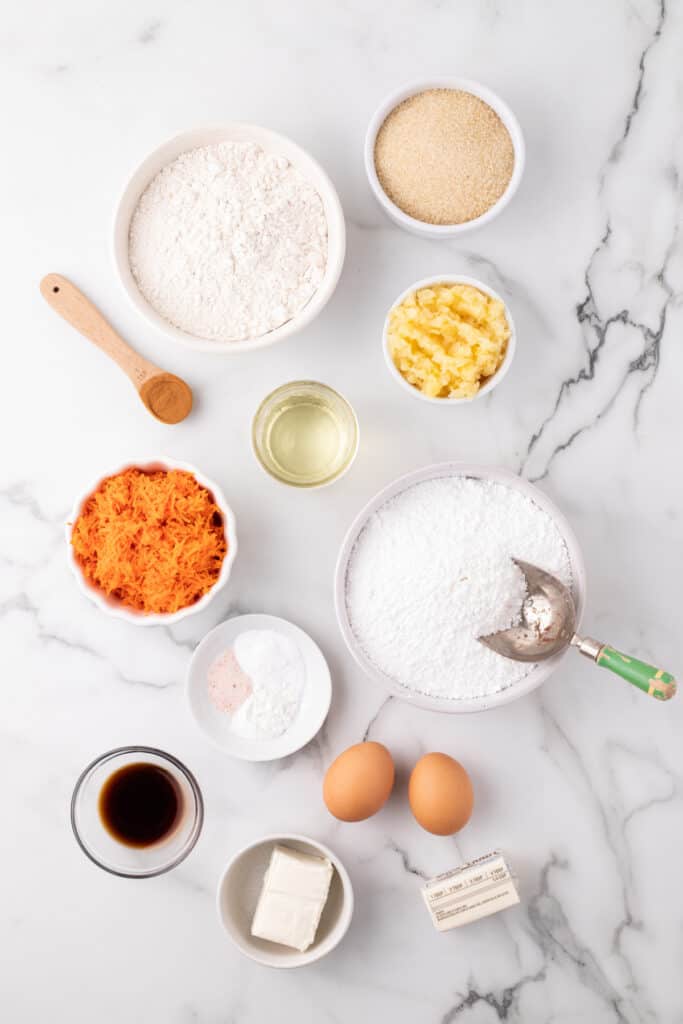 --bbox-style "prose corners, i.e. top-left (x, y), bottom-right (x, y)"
top-left (251, 845), bottom-right (334, 952)
top-left (421, 851), bottom-right (519, 931)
